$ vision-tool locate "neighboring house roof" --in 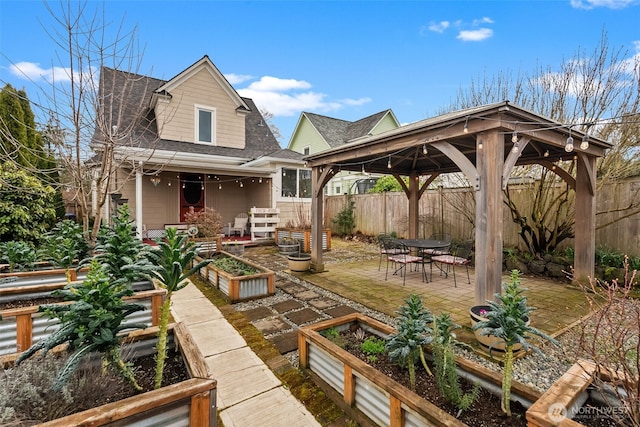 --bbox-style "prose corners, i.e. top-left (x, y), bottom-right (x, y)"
top-left (294, 109), bottom-right (399, 149)
top-left (93, 57), bottom-right (283, 164)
